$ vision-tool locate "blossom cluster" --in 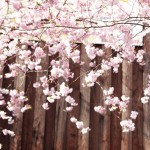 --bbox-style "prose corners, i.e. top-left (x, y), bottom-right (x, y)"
top-left (120, 111), bottom-right (139, 132)
top-left (103, 87), bottom-right (130, 112)
top-left (70, 117), bottom-right (91, 134)
top-left (0, 89), bottom-right (30, 143)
